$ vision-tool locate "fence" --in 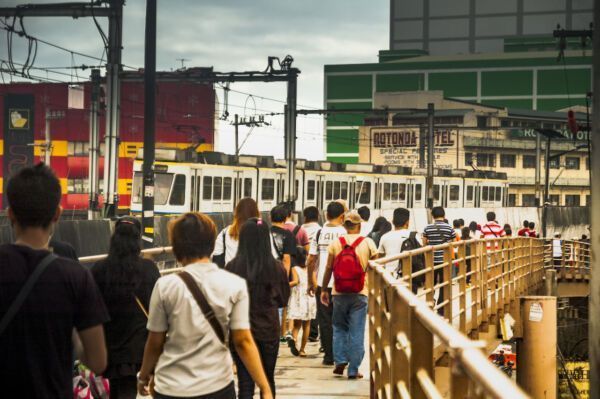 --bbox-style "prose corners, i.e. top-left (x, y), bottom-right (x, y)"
top-left (543, 238), bottom-right (591, 278)
top-left (368, 237), bottom-right (545, 398)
